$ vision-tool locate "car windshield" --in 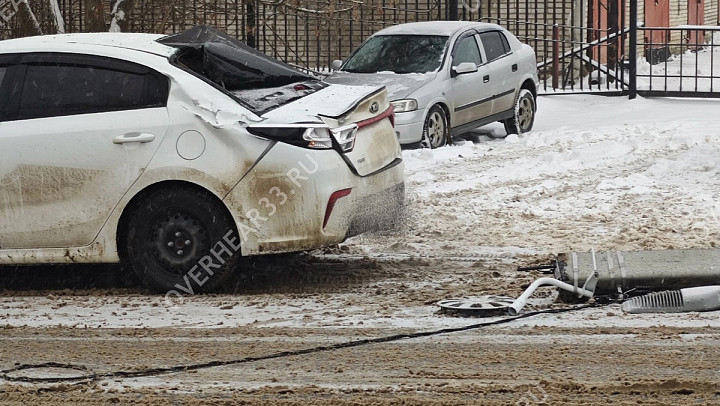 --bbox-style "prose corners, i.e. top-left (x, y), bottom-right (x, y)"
top-left (342, 35), bottom-right (449, 74)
